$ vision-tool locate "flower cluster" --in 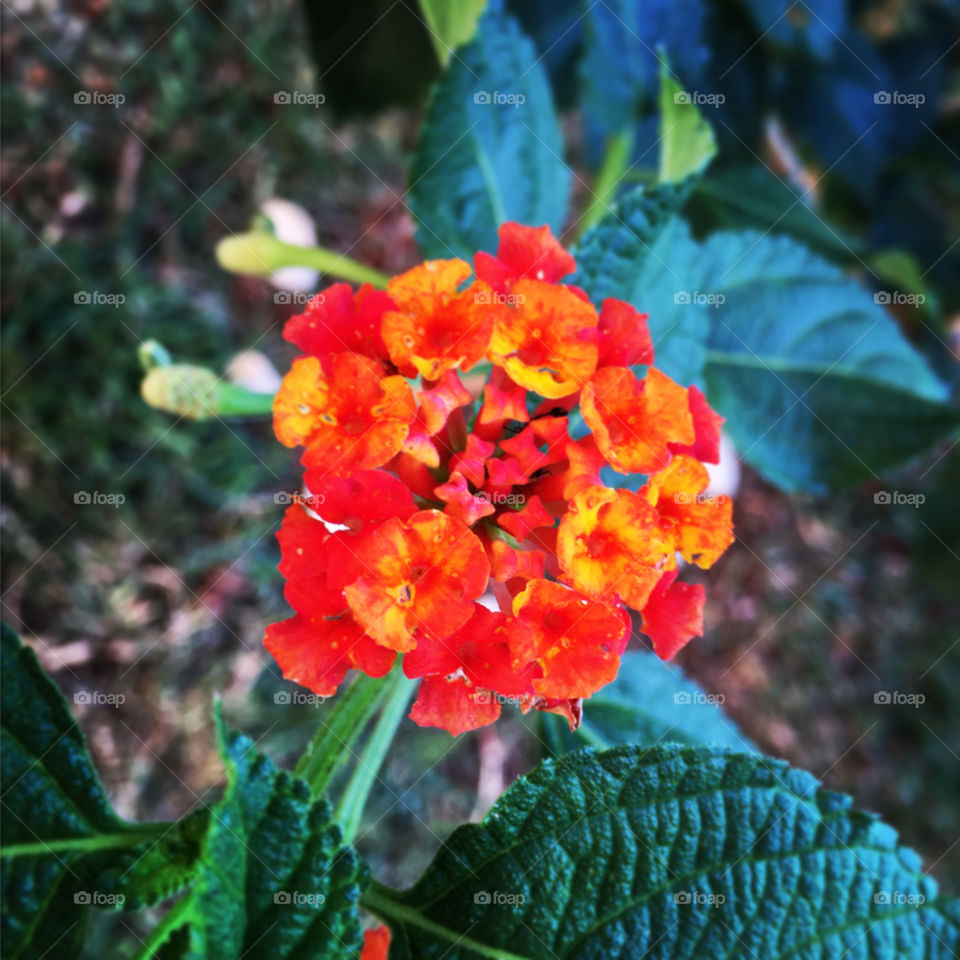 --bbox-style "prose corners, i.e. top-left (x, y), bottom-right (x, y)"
top-left (265, 223), bottom-right (733, 735)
